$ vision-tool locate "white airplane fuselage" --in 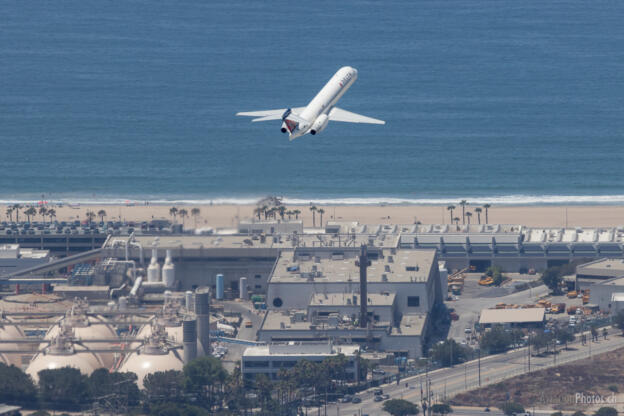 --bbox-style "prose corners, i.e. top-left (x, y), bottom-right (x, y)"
top-left (236, 66), bottom-right (384, 140)
top-left (284, 66), bottom-right (358, 140)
